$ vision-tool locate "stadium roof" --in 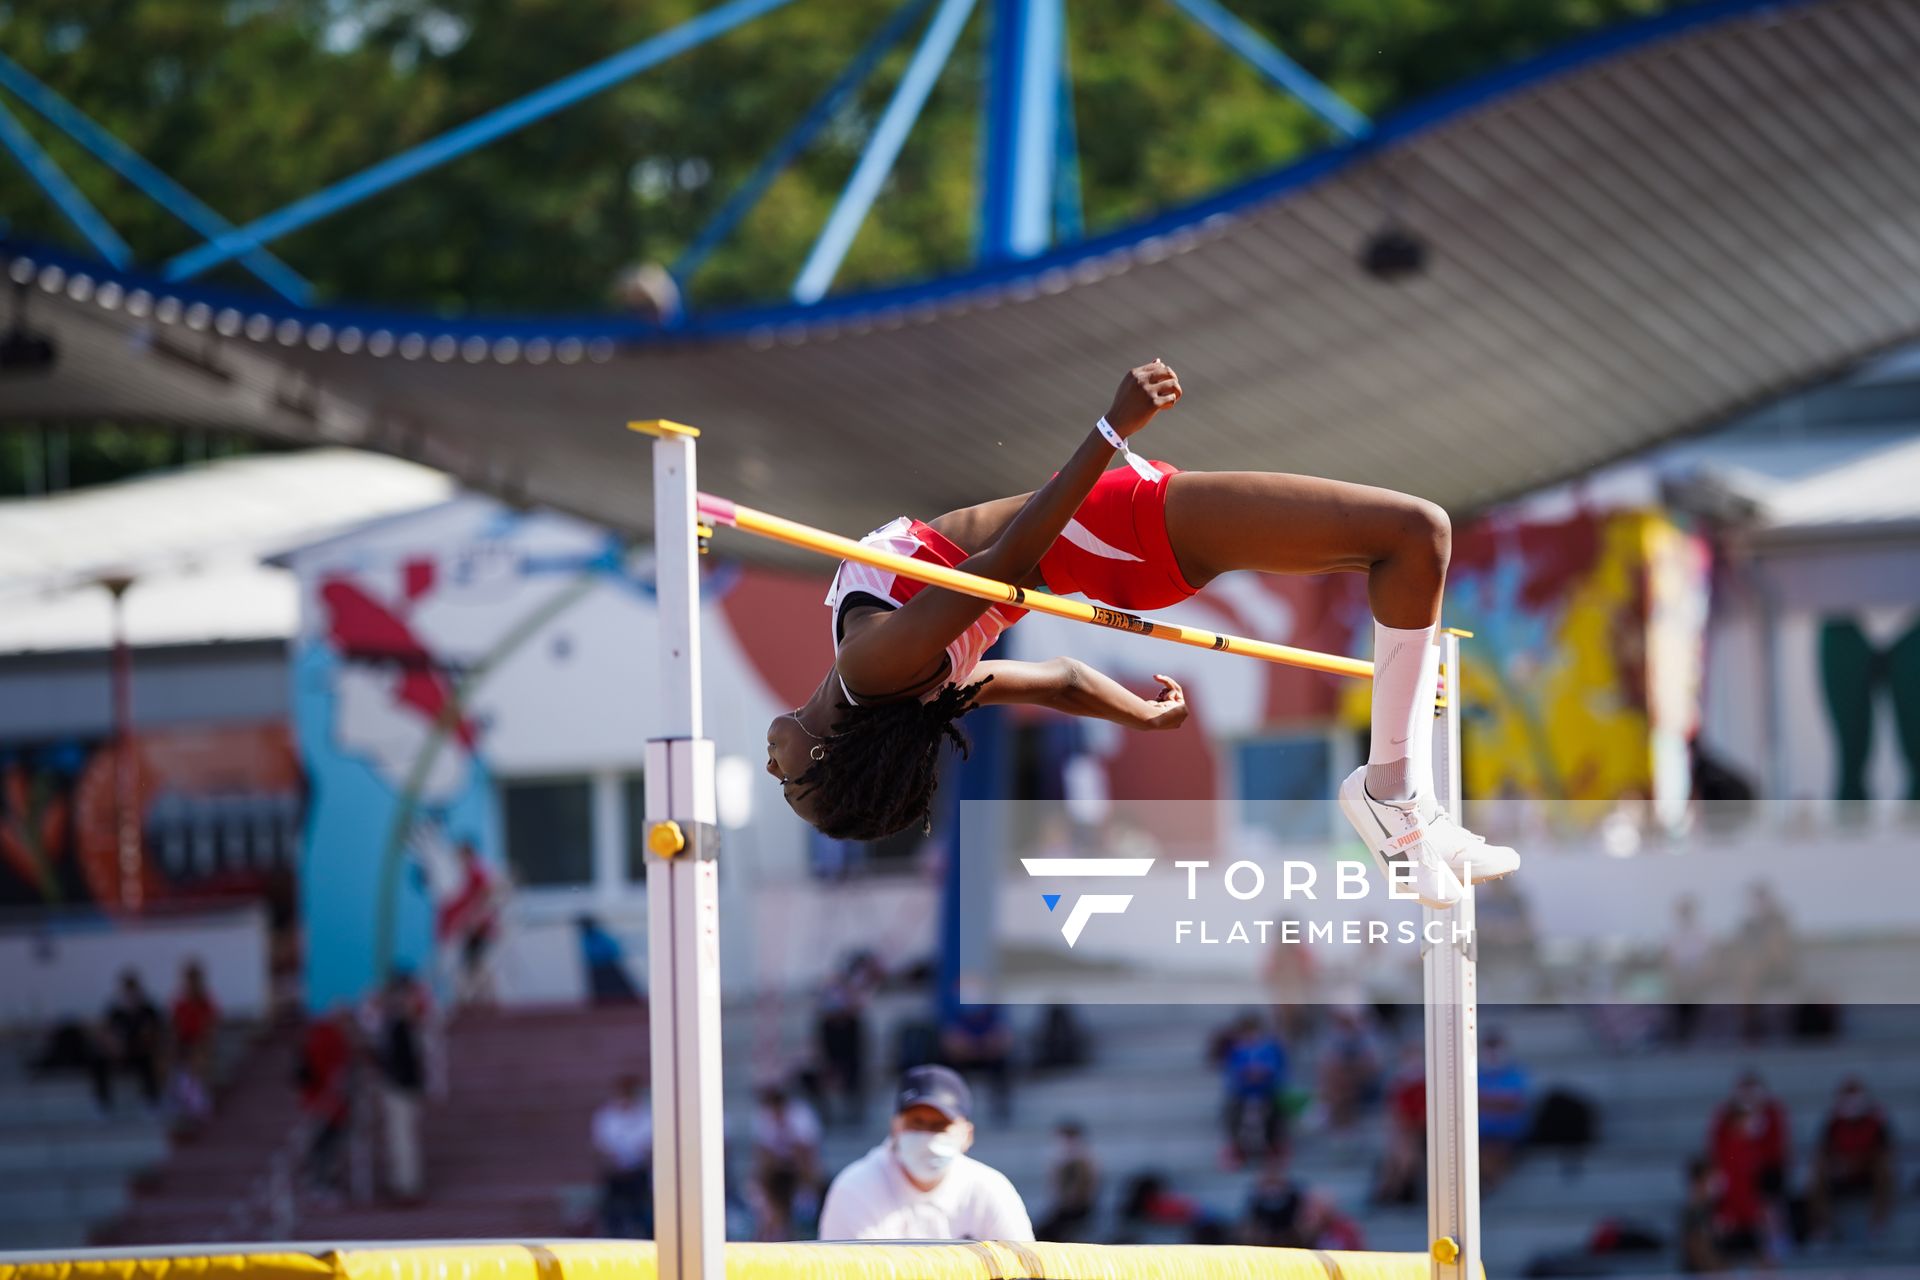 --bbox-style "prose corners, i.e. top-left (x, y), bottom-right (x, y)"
top-left (0, 450), bottom-right (451, 654)
top-left (1731, 431), bottom-right (1920, 539)
top-left (4, 0), bottom-right (1919, 562)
